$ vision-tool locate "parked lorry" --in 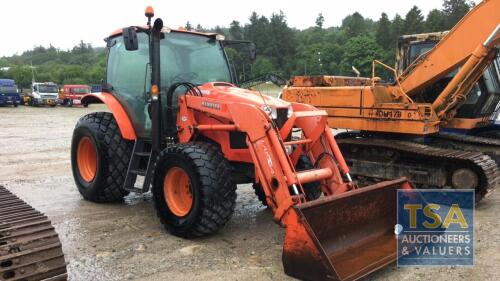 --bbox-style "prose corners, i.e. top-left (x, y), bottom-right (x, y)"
top-left (27, 82), bottom-right (60, 106)
top-left (61, 84), bottom-right (91, 107)
top-left (0, 79), bottom-right (21, 107)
